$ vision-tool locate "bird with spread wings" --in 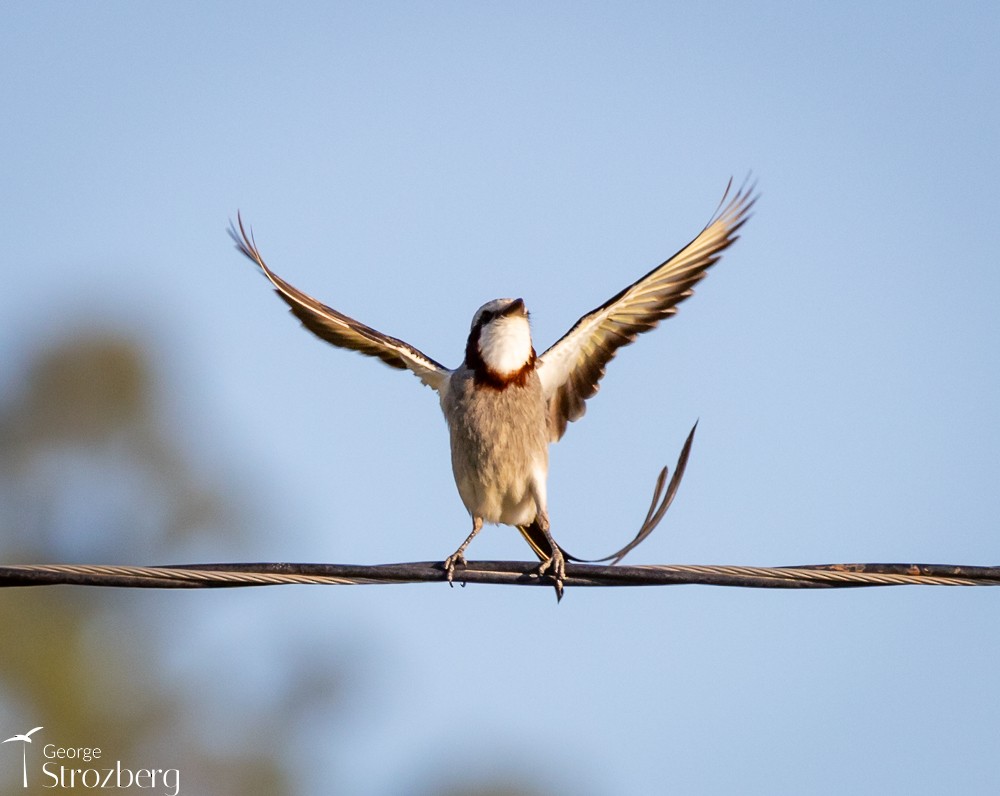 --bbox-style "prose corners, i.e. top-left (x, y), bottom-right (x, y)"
top-left (231, 179), bottom-right (756, 595)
